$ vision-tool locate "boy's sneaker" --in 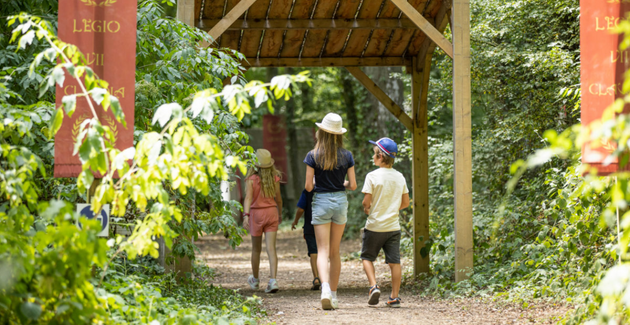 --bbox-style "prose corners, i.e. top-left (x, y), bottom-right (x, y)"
top-left (321, 291), bottom-right (333, 310)
top-left (247, 275), bottom-right (259, 290)
top-left (368, 284), bottom-right (381, 305)
top-left (265, 279), bottom-right (279, 293)
top-left (387, 296), bottom-right (401, 308)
